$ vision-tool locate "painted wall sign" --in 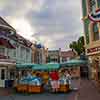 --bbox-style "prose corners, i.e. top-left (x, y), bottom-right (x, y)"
top-left (88, 0), bottom-right (100, 22)
top-left (87, 46), bottom-right (100, 53)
